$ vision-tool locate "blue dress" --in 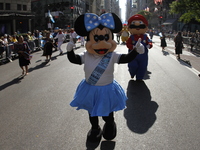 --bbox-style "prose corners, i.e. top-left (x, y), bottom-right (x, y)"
top-left (70, 52), bottom-right (127, 117)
